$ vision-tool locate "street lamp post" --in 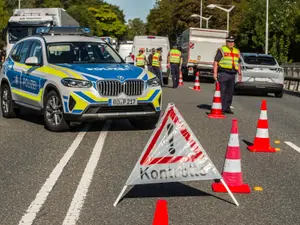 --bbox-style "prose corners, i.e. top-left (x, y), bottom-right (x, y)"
top-left (207, 4), bottom-right (235, 32)
top-left (18, 0), bottom-right (21, 9)
top-left (200, 0), bottom-right (203, 28)
top-left (265, 0), bottom-right (269, 54)
top-left (190, 14), bottom-right (212, 28)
